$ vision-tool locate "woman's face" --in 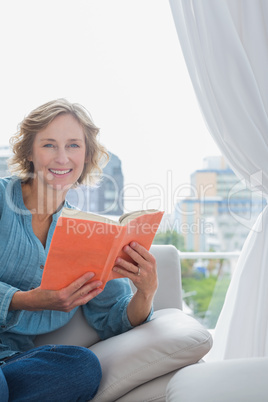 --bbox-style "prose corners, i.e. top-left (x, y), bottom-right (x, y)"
top-left (29, 113), bottom-right (87, 192)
